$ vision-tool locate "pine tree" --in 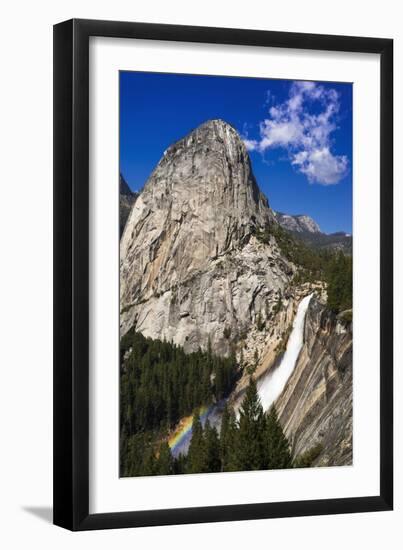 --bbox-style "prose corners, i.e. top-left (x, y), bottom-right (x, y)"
top-left (187, 409), bottom-right (208, 474)
top-left (220, 403), bottom-right (238, 471)
top-left (204, 420), bottom-right (221, 472)
top-left (125, 432), bottom-right (148, 477)
top-left (119, 424), bottom-right (129, 476)
top-left (265, 406), bottom-right (292, 469)
top-left (234, 378), bottom-right (266, 470)
top-left (155, 441), bottom-right (174, 475)
top-left (140, 442), bottom-right (156, 476)
top-left (326, 252), bottom-right (352, 313)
